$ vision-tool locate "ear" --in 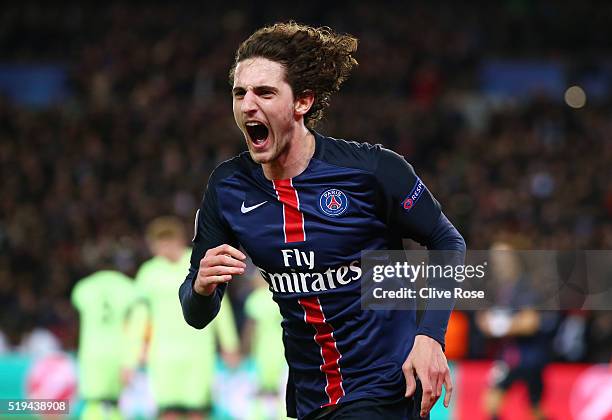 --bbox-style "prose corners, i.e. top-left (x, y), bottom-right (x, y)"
top-left (294, 90), bottom-right (315, 117)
